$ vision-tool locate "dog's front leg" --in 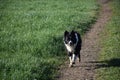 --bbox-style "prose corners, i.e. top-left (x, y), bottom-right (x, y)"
top-left (69, 56), bottom-right (73, 67)
top-left (68, 52), bottom-right (73, 67)
top-left (72, 54), bottom-right (77, 64)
